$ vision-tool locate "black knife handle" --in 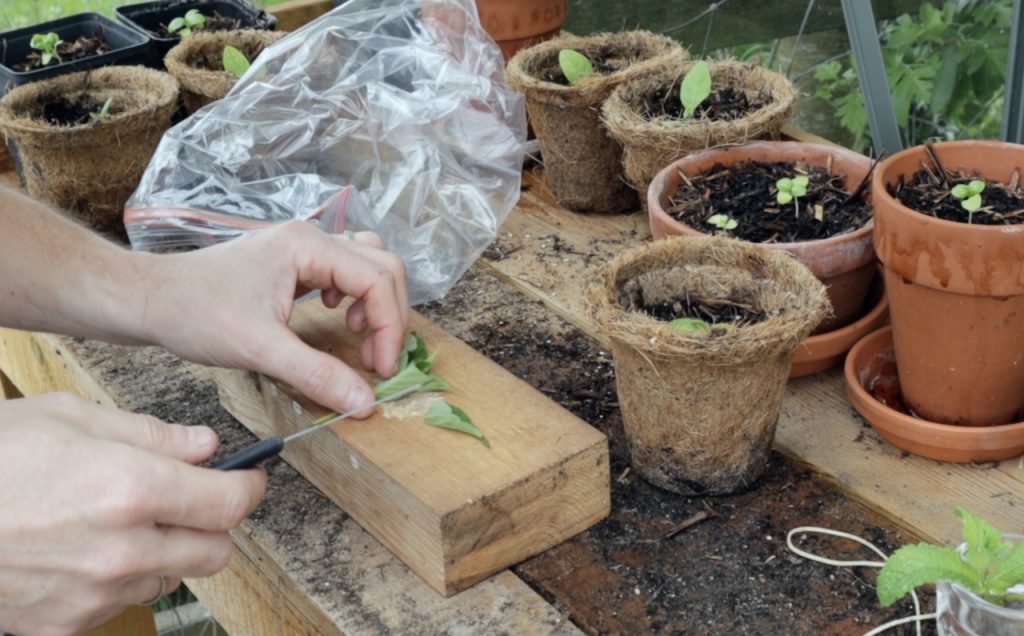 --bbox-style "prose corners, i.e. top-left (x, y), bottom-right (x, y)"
top-left (213, 436), bottom-right (285, 471)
